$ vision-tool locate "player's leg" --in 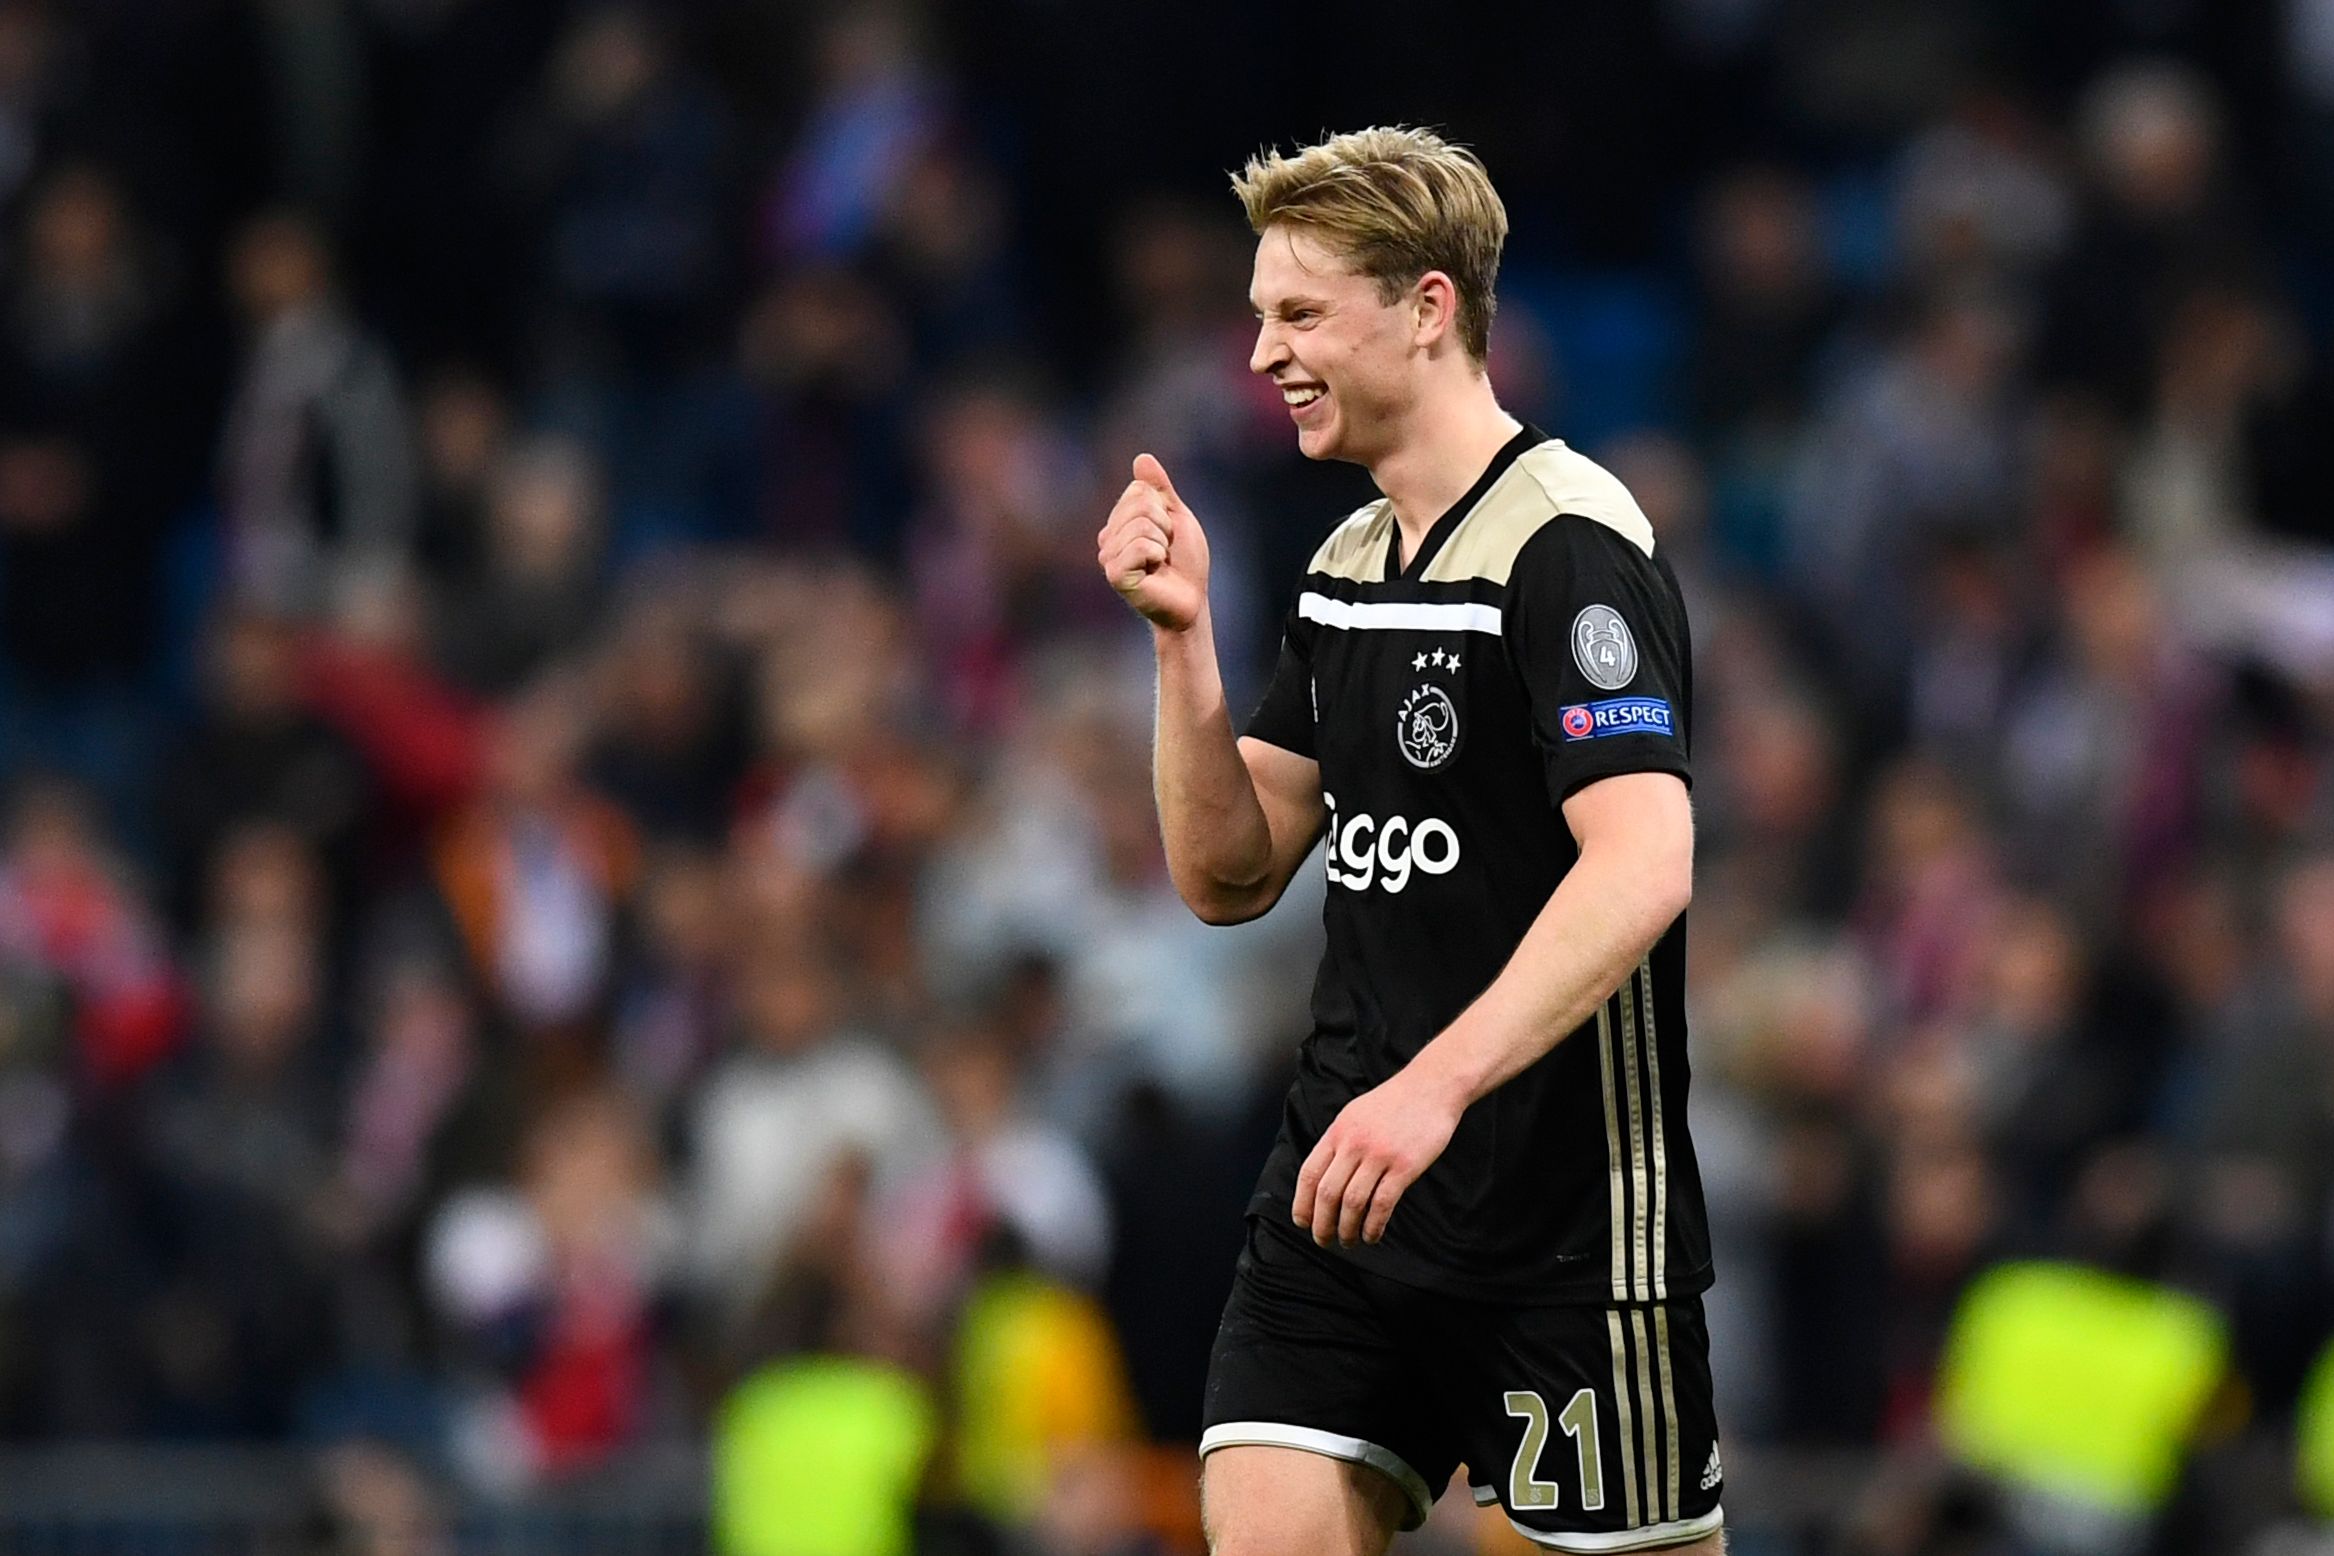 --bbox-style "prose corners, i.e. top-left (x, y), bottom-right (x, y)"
top-left (1447, 1295), bottom-right (1726, 1553)
top-left (1199, 1443), bottom-right (1409, 1556)
top-left (1198, 1218), bottom-right (1456, 1552)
